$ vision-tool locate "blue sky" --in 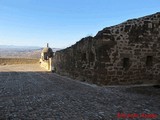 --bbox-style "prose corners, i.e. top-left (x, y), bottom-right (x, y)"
top-left (0, 0), bottom-right (159, 48)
